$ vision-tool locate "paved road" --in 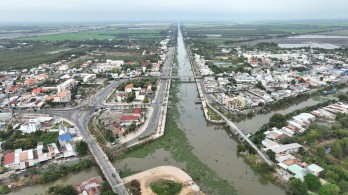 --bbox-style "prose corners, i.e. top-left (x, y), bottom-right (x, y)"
top-left (126, 47), bottom-right (174, 146)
